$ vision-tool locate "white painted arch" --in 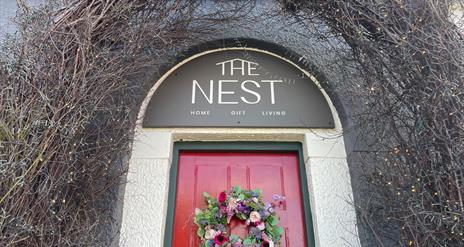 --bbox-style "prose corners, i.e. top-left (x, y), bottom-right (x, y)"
top-left (119, 48), bottom-right (361, 247)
